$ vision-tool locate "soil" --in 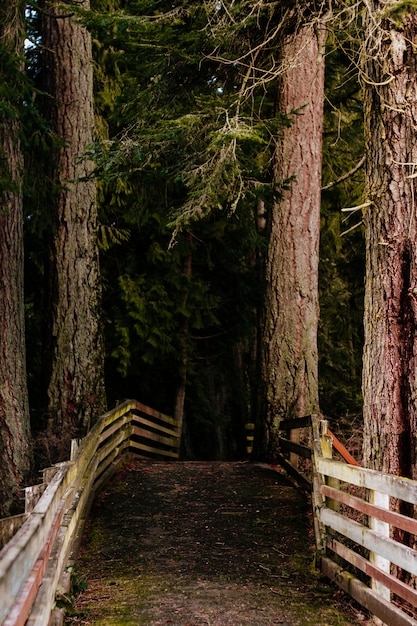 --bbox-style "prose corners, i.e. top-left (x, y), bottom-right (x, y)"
top-left (65, 461), bottom-right (371, 625)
